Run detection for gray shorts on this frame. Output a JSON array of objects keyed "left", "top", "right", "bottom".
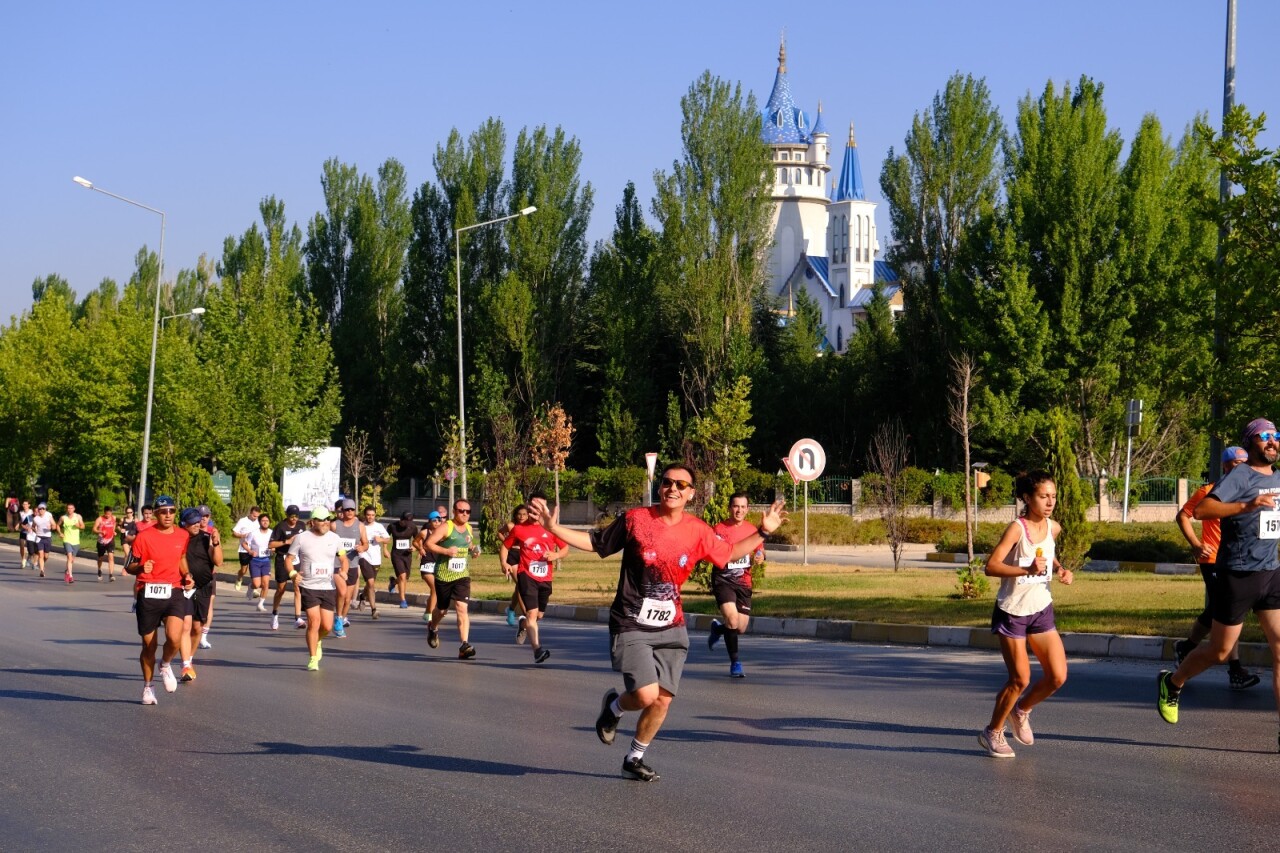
[{"left": 610, "top": 626, "right": 689, "bottom": 696}]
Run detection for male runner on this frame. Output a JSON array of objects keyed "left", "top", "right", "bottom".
[
  {"left": 424, "top": 499, "right": 481, "bottom": 658},
  {"left": 358, "top": 506, "right": 390, "bottom": 619},
  {"left": 498, "top": 505, "right": 531, "bottom": 635},
  {"left": 127, "top": 495, "right": 194, "bottom": 705},
  {"left": 196, "top": 506, "right": 218, "bottom": 646},
  {"left": 416, "top": 512, "right": 443, "bottom": 626},
  {"left": 387, "top": 511, "right": 418, "bottom": 608},
  {"left": 532, "top": 465, "right": 785, "bottom": 781},
  {"left": 1158, "top": 419, "right": 1280, "bottom": 748},
  {"left": 331, "top": 499, "right": 367, "bottom": 637},
  {"left": 180, "top": 508, "right": 222, "bottom": 682},
  {"left": 19, "top": 500, "right": 35, "bottom": 570},
  {"left": 708, "top": 492, "right": 765, "bottom": 678},
  {"left": 29, "top": 502, "right": 56, "bottom": 577},
  {"left": 1173, "top": 446, "right": 1260, "bottom": 689},
  {"left": 503, "top": 501, "right": 568, "bottom": 664},
  {"left": 231, "top": 506, "right": 260, "bottom": 593},
  {"left": 269, "top": 505, "right": 307, "bottom": 631},
  {"left": 59, "top": 503, "right": 85, "bottom": 583},
  {"left": 285, "top": 507, "right": 348, "bottom": 671},
  {"left": 93, "top": 506, "right": 119, "bottom": 581}
]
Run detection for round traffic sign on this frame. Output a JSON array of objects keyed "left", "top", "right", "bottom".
[{"left": 787, "top": 438, "right": 826, "bottom": 482}]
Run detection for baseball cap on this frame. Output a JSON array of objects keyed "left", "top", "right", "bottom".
[
  {"left": 180, "top": 508, "right": 203, "bottom": 526},
  {"left": 399, "top": 510, "right": 413, "bottom": 521},
  {"left": 1242, "top": 418, "right": 1278, "bottom": 444},
  {"left": 340, "top": 498, "right": 357, "bottom": 510},
  {"left": 37, "top": 502, "right": 46, "bottom": 509},
  {"left": 427, "top": 511, "right": 441, "bottom": 521},
  {"left": 198, "top": 504, "right": 211, "bottom": 517},
  {"left": 154, "top": 495, "right": 176, "bottom": 509},
  {"left": 1221, "top": 446, "right": 1248, "bottom": 465},
  {"left": 310, "top": 507, "right": 332, "bottom": 521},
  {"left": 286, "top": 504, "right": 300, "bottom": 516}
]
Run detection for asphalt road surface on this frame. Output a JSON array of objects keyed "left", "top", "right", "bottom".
[{"left": 3, "top": 546, "right": 1279, "bottom": 852}]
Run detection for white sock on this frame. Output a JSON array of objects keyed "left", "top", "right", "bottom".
[
  {"left": 626, "top": 739, "right": 649, "bottom": 761},
  {"left": 609, "top": 697, "right": 624, "bottom": 717}
]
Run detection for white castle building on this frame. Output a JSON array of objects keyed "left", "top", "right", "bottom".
[{"left": 762, "top": 41, "right": 900, "bottom": 353}]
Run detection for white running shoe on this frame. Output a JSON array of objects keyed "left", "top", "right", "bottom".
[
  {"left": 159, "top": 663, "right": 178, "bottom": 694},
  {"left": 257, "top": 599, "right": 267, "bottom": 612},
  {"left": 141, "top": 684, "right": 157, "bottom": 705},
  {"left": 198, "top": 636, "right": 212, "bottom": 650},
  {"left": 271, "top": 614, "right": 279, "bottom": 630},
  {"left": 1009, "top": 706, "right": 1034, "bottom": 746},
  {"left": 295, "top": 617, "right": 307, "bottom": 629}
]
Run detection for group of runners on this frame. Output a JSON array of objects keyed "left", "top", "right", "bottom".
[{"left": 11, "top": 500, "right": 137, "bottom": 584}]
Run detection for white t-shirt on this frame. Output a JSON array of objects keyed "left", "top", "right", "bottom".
[
  {"left": 233, "top": 516, "right": 256, "bottom": 553},
  {"left": 31, "top": 513, "right": 54, "bottom": 538},
  {"left": 287, "top": 530, "right": 343, "bottom": 590},
  {"left": 247, "top": 528, "right": 273, "bottom": 558},
  {"left": 361, "top": 522, "right": 389, "bottom": 566}
]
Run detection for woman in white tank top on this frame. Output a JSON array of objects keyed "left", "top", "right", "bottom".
[{"left": 977, "top": 470, "right": 1074, "bottom": 759}]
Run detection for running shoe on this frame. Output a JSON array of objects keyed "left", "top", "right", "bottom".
[
  {"left": 342, "top": 617, "right": 351, "bottom": 628},
  {"left": 199, "top": 635, "right": 212, "bottom": 650},
  {"left": 109, "top": 575, "right": 116, "bottom": 582},
  {"left": 97, "top": 570, "right": 103, "bottom": 581},
  {"left": 159, "top": 663, "right": 178, "bottom": 694},
  {"left": 295, "top": 617, "right": 307, "bottom": 629},
  {"left": 1157, "top": 670, "right": 1180, "bottom": 724},
  {"left": 371, "top": 608, "right": 379, "bottom": 621},
  {"left": 459, "top": 642, "right": 476, "bottom": 660},
  {"left": 65, "top": 572, "right": 73, "bottom": 584},
  {"left": 506, "top": 607, "right": 517, "bottom": 627},
  {"left": 1174, "top": 639, "right": 1196, "bottom": 666},
  {"left": 1009, "top": 706, "right": 1033, "bottom": 745},
  {"left": 244, "top": 584, "right": 252, "bottom": 599},
  {"left": 257, "top": 599, "right": 267, "bottom": 612},
  {"left": 271, "top": 614, "right": 280, "bottom": 630},
  {"left": 234, "top": 580, "right": 243, "bottom": 592},
  {"left": 307, "top": 656, "right": 319, "bottom": 671},
  {"left": 978, "top": 727, "right": 1015, "bottom": 758},
  {"left": 141, "top": 684, "right": 158, "bottom": 706},
  {"left": 427, "top": 628, "right": 440, "bottom": 649},
  {"left": 1230, "top": 666, "right": 1261, "bottom": 690},
  {"left": 729, "top": 661, "right": 745, "bottom": 678},
  {"left": 422, "top": 610, "right": 432, "bottom": 624},
  {"left": 399, "top": 600, "right": 409, "bottom": 609},
  {"left": 515, "top": 621, "right": 528, "bottom": 645},
  {"left": 315, "top": 640, "right": 322, "bottom": 661},
  {"left": 332, "top": 623, "right": 347, "bottom": 639},
  {"left": 708, "top": 619, "right": 722, "bottom": 651},
  {"left": 621, "top": 757, "right": 659, "bottom": 782},
  {"left": 534, "top": 648, "right": 551, "bottom": 664},
  {"left": 180, "top": 665, "right": 196, "bottom": 683},
  {"left": 388, "top": 577, "right": 395, "bottom": 593},
  {"left": 596, "top": 688, "right": 621, "bottom": 745}
]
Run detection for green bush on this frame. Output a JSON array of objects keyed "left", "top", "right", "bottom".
[
  {"left": 932, "top": 472, "right": 967, "bottom": 511},
  {"left": 980, "top": 468, "right": 1014, "bottom": 509},
  {"left": 954, "top": 558, "right": 990, "bottom": 599},
  {"left": 935, "top": 522, "right": 1008, "bottom": 553},
  {"left": 584, "top": 466, "right": 646, "bottom": 506}
]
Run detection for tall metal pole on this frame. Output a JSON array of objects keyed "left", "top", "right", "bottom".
[{"left": 1210, "top": 0, "right": 1237, "bottom": 482}]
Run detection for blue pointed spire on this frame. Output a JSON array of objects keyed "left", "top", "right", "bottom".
[
  {"left": 761, "top": 38, "right": 809, "bottom": 144},
  {"left": 834, "top": 122, "right": 865, "bottom": 201},
  {"left": 812, "top": 101, "right": 828, "bottom": 136}
]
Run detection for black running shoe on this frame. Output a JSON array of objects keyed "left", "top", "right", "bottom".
[
  {"left": 459, "top": 642, "right": 476, "bottom": 660},
  {"left": 596, "top": 688, "right": 621, "bottom": 745},
  {"left": 534, "top": 648, "right": 550, "bottom": 664},
  {"left": 427, "top": 628, "right": 440, "bottom": 649},
  {"left": 622, "top": 756, "right": 659, "bottom": 782},
  {"left": 1230, "top": 666, "right": 1261, "bottom": 690},
  {"left": 708, "top": 619, "right": 722, "bottom": 651}
]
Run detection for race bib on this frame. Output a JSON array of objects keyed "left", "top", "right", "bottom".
[
  {"left": 447, "top": 557, "right": 467, "bottom": 573},
  {"left": 637, "top": 597, "right": 677, "bottom": 628},
  {"left": 340, "top": 538, "right": 356, "bottom": 551},
  {"left": 307, "top": 562, "right": 332, "bottom": 578},
  {"left": 1260, "top": 510, "right": 1280, "bottom": 541},
  {"left": 144, "top": 583, "right": 172, "bottom": 600},
  {"left": 395, "top": 539, "right": 412, "bottom": 550},
  {"left": 1016, "top": 556, "right": 1049, "bottom": 586},
  {"left": 727, "top": 555, "right": 751, "bottom": 571},
  {"left": 527, "top": 560, "right": 549, "bottom": 579}
]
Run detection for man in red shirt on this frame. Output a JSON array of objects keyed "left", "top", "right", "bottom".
[
  {"left": 126, "top": 495, "right": 193, "bottom": 705},
  {"left": 503, "top": 494, "right": 569, "bottom": 664},
  {"left": 708, "top": 492, "right": 765, "bottom": 678},
  {"left": 532, "top": 464, "right": 785, "bottom": 782}
]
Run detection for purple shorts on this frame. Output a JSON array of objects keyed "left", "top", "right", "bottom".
[{"left": 991, "top": 603, "right": 1056, "bottom": 639}]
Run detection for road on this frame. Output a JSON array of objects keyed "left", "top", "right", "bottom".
[{"left": 2, "top": 545, "right": 1279, "bottom": 852}]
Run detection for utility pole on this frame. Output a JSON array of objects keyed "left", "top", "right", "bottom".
[{"left": 1209, "top": 0, "right": 1236, "bottom": 482}]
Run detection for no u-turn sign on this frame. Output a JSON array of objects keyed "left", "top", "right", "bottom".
[{"left": 785, "top": 438, "right": 826, "bottom": 482}]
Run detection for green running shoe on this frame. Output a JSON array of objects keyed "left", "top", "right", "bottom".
[{"left": 1157, "top": 670, "right": 1180, "bottom": 724}]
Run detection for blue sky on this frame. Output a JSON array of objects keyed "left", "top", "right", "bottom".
[{"left": 3, "top": 1, "right": 1276, "bottom": 319}]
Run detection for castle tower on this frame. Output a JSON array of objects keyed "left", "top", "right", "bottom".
[{"left": 827, "top": 121, "right": 879, "bottom": 298}]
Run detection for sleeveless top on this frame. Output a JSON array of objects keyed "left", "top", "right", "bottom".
[
  {"left": 995, "top": 518, "right": 1056, "bottom": 617},
  {"left": 434, "top": 521, "right": 474, "bottom": 582}
]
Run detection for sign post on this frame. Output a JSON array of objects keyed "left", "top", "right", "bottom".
[
  {"left": 644, "top": 453, "right": 658, "bottom": 507},
  {"left": 786, "top": 439, "right": 827, "bottom": 565},
  {"left": 1122, "top": 399, "right": 1143, "bottom": 523}
]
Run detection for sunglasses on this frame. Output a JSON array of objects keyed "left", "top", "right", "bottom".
[
  {"left": 1258, "top": 431, "right": 1279, "bottom": 443},
  {"left": 157, "top": 508, "right": 176, "bottom": 515},
  {"left": 456, "top": 508, "right": 472, "bottom": 514},
  {"left": 660, "top": 477, "right": 693, "bottom": 490}
]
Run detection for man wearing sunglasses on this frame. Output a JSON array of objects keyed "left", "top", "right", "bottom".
[
  {"left": 1160, "top": 418, "right": 1280, "bottom": 744},
  {"left": 424, "top": 500, "right": 482, "bottom": 658},
  {"left": 126, "top": 495, "right": 194, "bottom": 705},
  {"left": 531, "top": 464, "right": 785, "bottom": 781}
]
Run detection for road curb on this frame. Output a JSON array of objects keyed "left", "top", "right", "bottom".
[{"left": 929, "top": 550, "right": 1198, "bottom": 575}]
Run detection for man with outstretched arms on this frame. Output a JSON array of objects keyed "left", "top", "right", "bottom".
[
  {"left": 285, "top": 507, "right": 348, "bottom": 671},
  {"left": 424, "top": 499, "right": 481, "bottom": 659},
  {"left": 269, "top": 505, "right": 307, "bottom": 631},
  {"left": 127, "top": 495, "right": 194, "bottom": 705},
  {"left": 532, "top": 464, "right": 786, "bottom": 781},
  {"left": 179, "top": 508, "right": 222, "bottom": 682},
  {"left": 708, "top": 492, "right": 765, "bottom": 678},
  {"left": 502, "top": 498, "right": 568, "bottom": 664},
  {"left": 93, "top": 506, "right": 119, "bottom": 582},
  {"left": 231, "top": 506, "right": 260, "bottom": 593},
  {"left": 387, "top": 511, "right": 417, "bottom": 609},
  {"left": 358, "top": 506, "right": 390, "bottom": 619},
  {"left": 58, "top": 503, "right": 85, "bottom": 583},
  {"left": 415, "top": 512, "right": 443, "bottom": 625},
  {"left": 1159, "top": 419, "right": 1280, "bottom": 747},
  {"left": 331, "top": 499, "right": 366, "bottom": 637}
]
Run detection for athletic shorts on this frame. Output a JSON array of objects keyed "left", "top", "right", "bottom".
[
  {"left": 35, "top": 538, "right": 50, "bottom": 554},
  {"left": 65, "top": 543, "right": 80, "bottom": 557},
  {"left": 301, "top": 587, "right": 337, "bottom": 612},
  {"left": 712, "top": 574, "right": 753, "bottom": 613},
  {"left": 97, "top": 540, "right": 115, "bottom": 557},
  {"left": 610, "top": 626, "right": 689, "bottom": 696},
  {"left": 249, "top": 557, "right": 272, "bottom": 578},
  {"left": 391, "top": 551, "right": 412, "bottom": 575},
  {"left": 274, "top": 561, "right": 293, "bottom": 584},
  {"left": 991, "top": 603, "right": 1057, "bottom": 639},
  {"left": 517, "top": 573, "right": 552, "bottom": 612},
  {"left": 435, "top": 577, "right": 471, "bottom": 610},
  {"left": 238, "top": 552, "right": 251, "bottom": 566},
  {"left": 1212, "top": 569, "right": 1280, "bottom": 626},
  {"left": 359, "top": 558, "right": 379, "bottom": 581},
  {"left": 135, "top": 587, "right": 188, "bottom": 636},
  {"left": 189, "top": 581, "right": 215, "bottom": 622},
  {"left": 345, "top": 561, "right": 359, "bottom": 585},
  {"left": 419, "top": 562, "right": 435, "bottom": 576}
]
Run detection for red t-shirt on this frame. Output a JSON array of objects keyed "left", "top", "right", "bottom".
[
  {"left": 591, "top": 507, "right": 732, "bottom": 633},
  {"left": 712, "top": 519, "right": 762, "bottom": 588},
  {"left": 502, "top": 522, "right": 566, "bottom": 583},
  {"left": 132, "top": 525, "right": 190, "bottom": 589}
]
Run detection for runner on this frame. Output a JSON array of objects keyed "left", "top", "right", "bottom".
[
  {"left": 502, "top": 500, "right": 568, "bottom": 664},
  {"left": 5, "top": 493, "right": 18, "bottom": 534},
  {"left": 93, "top": 505, "right": 119, "bottom": 582},
  {"left": 708, "top": 492, "right": 765, "bottom": 678},
  {"left": 1173, "top": 446, "right": 1260, "bottom": 689},
  {"left": 358, "top": 506, "right": 390, "bottom": 620},
  {"left": 416, "top": 512, "right": 443, "bottom": 627},
  {"left": 29, "top": 502, "right": 56, "bottom": 578},
  {"left": 180, "top": 508, "right": 222, "bottom": 682},
  {"left": 331, "top": 499, "right": 366, "bottom": 637},
  {"left": 196, "top": 505, "right": 218, "bottom": 647},
  {"left": 242, "top": 512, "right": 274, "bottom": 613},
  {"left": 424, "top": 499, "right": 482, "bottom": 659},
  {"left": 978, "top": 470, "right": 1074, "bottom": 759},
  {"left": 126, "top": 495, "right": 193, "bottom": 705},
  {"left": 1158, "top": 419, "right": 1280, "bottom": 748},
  {"left": 19, "top": 500, "right": 35, "bottom": 570},
  {"left": 285, "top": 507, "right": 348, "bottom": 671},
  {"left": 497, "top": 505, "right": 531, "bottom": 637},
  {"left": 386, "top": 511, "right": 418, "bottom": 609},
  {"left": 231, "top": 505, "right": 260, "bottom": 594},
  {"left": 268, "top": 505, "right": 307, "bottom": 631},
  {"left": 59, "top": 503, "right": 85, "bottom": 583},
  {"left": 531, "top": 465, "right": 786, "bottom": 781}
]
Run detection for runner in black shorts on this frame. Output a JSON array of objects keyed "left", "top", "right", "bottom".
[
  {"left": 1159, "top": 418, "right": 1280, "bottom": 745},
  {"left": 127, "top": 495, "right": 194, "bottom": 705},
  {"left": 269, "top": 506, "right": 307, "bottom": 631},
  {"left": 708, "top": 493, "right": 764, "bottom": 678},
  {"left": 285, "top": 507, "right": 348, "bottom": 671},
  {"left": 180, "top": 508, "right": 222, "bottom": 682},
  {"left": 387, "top": 511, "right": 417, "bottom": 609}
]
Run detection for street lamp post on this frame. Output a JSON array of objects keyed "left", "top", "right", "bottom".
[
  {"left": 161, "top": 307, "right": 206, "bottom": 328},
  {"left": 452, "top": 206, "right": 537, "bottom": 500},
  {"left": 73, "top": 176, "right": 166, "bottom": 506}
]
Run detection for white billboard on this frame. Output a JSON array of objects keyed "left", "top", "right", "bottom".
[{"left": 281, "top": 446, "right": 341, "bottom": 512}]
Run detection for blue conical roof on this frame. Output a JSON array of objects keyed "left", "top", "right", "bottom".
[
  {"left": 833, "top": 122, "right": 865, "bottom": 201},
  {"left": 761, "top": 40, "right": 810, "bottom": 144},
  {"left": 812, "top": 102, "right": 828, "bottom": 136}
]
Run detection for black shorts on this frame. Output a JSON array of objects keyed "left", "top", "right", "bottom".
[
  {"left": 391, "top": 551, "right": 412, "bottom": 575},
  {"left": 301, "top": 587, "right": 338, "bottom": 612},
  {"left": 712, "top": 573, "right": 753, "bottom": 613},
  {"left": 359, "top": 558, "right": 380, "bottom": 581},
  {"left": 191, "top": 581, "right": 216, "bottom": 622},
  {"left": 97, "top": 540, "right": 115, "bottom": 557},
  {"left": 274, "top": 561, "right": 293, "bottom": 584},
  {"left": 435, "top": 577, "right": 471, "bottom": 610},
  {"left": 238, "top": 552, "right": 251, "bottom": 566},
  {"left": 135, "top": 587, "right": 189, "bottom": 636},
  {"left": 517, "top": 573, "right": 552, "bottom": 612},
  {"left": 345, "top": 561, "right": 359, "bottom": 585},
  {"left": 1211, "top": 569, "right": 1280, "bottom": 626}
]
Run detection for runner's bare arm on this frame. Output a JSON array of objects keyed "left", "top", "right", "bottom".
[
  {"left": 728, "top": 500, "right": 787, "bottom": 562},
  {"left": 1195, "top": 492, "right": 1277, "bottom": 520},
  {"left": 528, "top": 499, "right": 593, "bottom": 552}
]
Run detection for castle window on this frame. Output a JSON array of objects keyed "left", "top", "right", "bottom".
[
  {"left": 795, "top": 168, "right": 802, "bottom": 184},
  {"left": 806, "top": 168, "right": 813, "bottom": 185},
  {"left": 781, "top": 151, "right": 790, "bottom": 161},
  {"left": 839, "top": 283, "right": 845, "bottom": 308},
  {"left": 795, "top": 152, "right": 805, "bottom": 162},
  {"left": 837, "top": 326, "right": 843, "bottom": 350}
]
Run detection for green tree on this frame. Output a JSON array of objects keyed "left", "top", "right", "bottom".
[
  {"left": 256, "top": 467, "right": 285, "bottom": 525},
  {"left": 1045, "top": 408, "right": 1091, "bottom": 573},
  {"left": 31, "top": 273, "right": 77, "bottom": 314},
  {"left": 230, "top": 469, "right": 256, "bottom": 519}
]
